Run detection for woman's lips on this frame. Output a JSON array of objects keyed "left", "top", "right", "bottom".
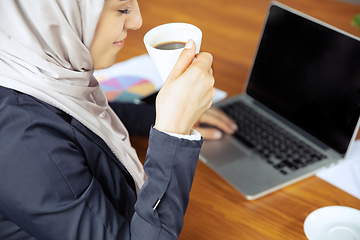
[{"left": 113, "top": 40, "right": 125, "bottom": 48}]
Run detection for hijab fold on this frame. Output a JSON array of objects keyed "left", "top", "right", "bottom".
[{"left": 0, "top": 0, "right": 146, "bottom": 193}]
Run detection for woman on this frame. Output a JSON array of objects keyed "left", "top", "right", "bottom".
[{"left": 0, "top": 0, "right": 236, "bottom": 239}]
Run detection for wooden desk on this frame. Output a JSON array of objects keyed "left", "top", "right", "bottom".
[{"left": 118, "top": 0, "right": 360, "bottom": 238}]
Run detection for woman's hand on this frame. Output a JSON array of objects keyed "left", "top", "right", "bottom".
[
  {"left": 193, "top": 107, "right": 238, "bottom": 140},
  {"left": 154, "top": 39, "right": 216, "bottom": 135}
]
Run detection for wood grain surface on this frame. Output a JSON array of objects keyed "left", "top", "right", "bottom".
[{"left": 122, "top": 0, "right": 360, "bottom": 239}]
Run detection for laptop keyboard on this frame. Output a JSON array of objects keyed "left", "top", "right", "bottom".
[{"left": 221, "top": 101, "right": 327, "bottom": 175}]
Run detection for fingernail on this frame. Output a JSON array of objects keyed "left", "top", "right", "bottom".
[
  {"left": 185, "top": 39, "right": 194, "bottom": 49},
  {"left": 213, "top": 131, "right": 223, "bottom": 139}
]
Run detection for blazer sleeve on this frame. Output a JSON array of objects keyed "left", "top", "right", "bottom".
[
  {"left": 0, "top": 95, "right": 202, "bottom": 240},
  {"left": 131, "top": 128, "right": 202, "bottom": 239}
]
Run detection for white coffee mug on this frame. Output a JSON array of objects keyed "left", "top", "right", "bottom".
[{"left": 144, "top": 23, "right": 202, "bottom": 82}]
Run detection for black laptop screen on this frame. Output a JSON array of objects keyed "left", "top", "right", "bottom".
[{"left": 246, "top": 4, "right": 360, "bottom": 155}]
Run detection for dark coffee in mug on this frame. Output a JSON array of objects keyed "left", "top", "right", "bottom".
[{"left": 154, "top": 41, "right": 186, "bottom": 50}]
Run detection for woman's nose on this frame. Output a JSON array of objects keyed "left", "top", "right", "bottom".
[{"left": 125, "top": 2, "right": 142, "bottom": 30}]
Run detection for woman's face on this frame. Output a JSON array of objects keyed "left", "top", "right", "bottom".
[{"left": 90, "top": 0, "right": 142, "bottom": 69}]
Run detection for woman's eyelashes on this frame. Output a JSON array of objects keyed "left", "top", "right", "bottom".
[{"left": 118, "top": 8, "right": 130, "bottom": 15}]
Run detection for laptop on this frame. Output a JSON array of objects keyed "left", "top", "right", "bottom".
[{"left": 199, "top": 1, "right": 360, "bottom": 200}]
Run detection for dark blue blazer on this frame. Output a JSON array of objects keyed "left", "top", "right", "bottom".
[{"left": 0, "top": 86, "right": 202, "bottom": 240}]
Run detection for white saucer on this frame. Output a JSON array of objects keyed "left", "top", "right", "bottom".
[{"left": 304, "top": 206, "right": 360, "bottom": 240}]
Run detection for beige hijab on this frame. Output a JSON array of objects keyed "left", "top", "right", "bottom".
[{"left": 0, "top": 0, "right": 146, "bottom": 193}]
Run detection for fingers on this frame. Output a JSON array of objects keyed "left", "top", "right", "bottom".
[
  {"left": 208, "top": 108, "right": 237, "bottom": 128},
  {"left": 209, "top": 67, "right": 213, "bottom": 75},
  {"left": 199, "top": 107, "right": 238, "bottom": 135},
  {"left": 194, "top": 107, "right": 238, "bottom": 140},
  {"left": 166, "top": 39, "right": 197, "bottom": 81},
  {"left": 192, "top": 52, "right": 213, "bottom": 72},
  {"left": 154, "top": 43, "right": 216, "bottom": 135},
  {"left": 193, "top": 126, "right": 223, "bottom": 140}
]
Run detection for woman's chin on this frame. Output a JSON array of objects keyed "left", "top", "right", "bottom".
[{"left": 93, "top": 56, "right": 117, "bottom": 70}]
